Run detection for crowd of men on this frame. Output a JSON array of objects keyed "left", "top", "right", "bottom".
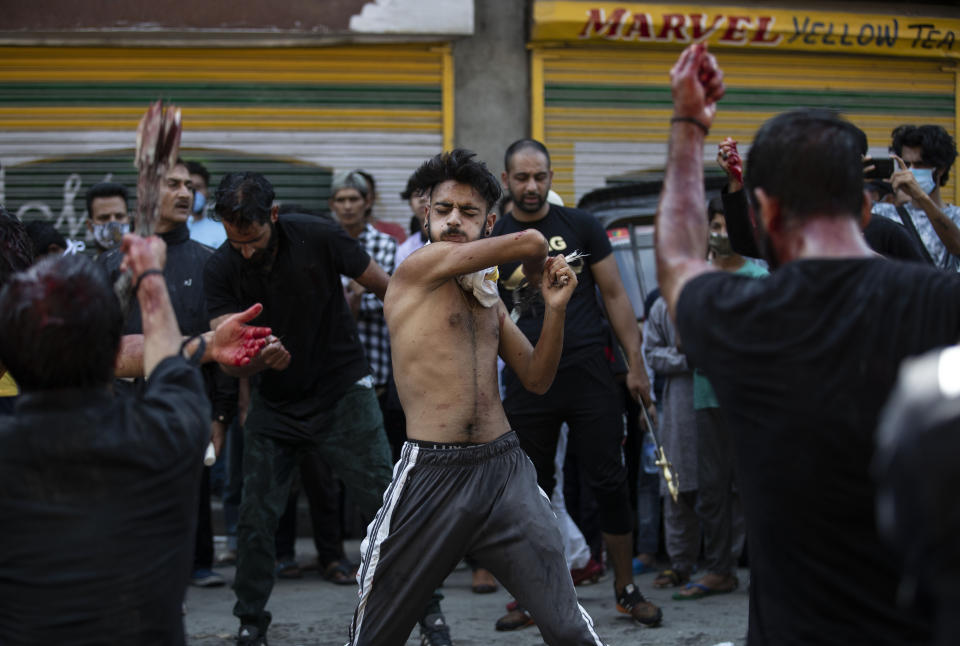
[{"left": 1, "top": 43, "right": 959, "bottom": 646}]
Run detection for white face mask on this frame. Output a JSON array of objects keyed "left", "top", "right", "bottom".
[
  {"left": 911, "top": 168, "right": 936, "bottom": 195},
  {"left": 92, "top": 221, "right": 129, "bottom": 250}
]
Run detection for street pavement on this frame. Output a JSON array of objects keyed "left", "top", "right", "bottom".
[{"left": 185, "top": 538, "right": 748, "bottom": 646}]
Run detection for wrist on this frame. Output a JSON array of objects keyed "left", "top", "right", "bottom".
[
  {"left": 670, "top": 115, "right": 709, "bottom": 136},
  {"left": 135, "top": 269, "right": 165, "bottom": 295}
]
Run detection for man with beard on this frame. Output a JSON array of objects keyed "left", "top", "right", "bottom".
[
  {"left": 348, "top": 148, "right": 605, "bottom": 646},
  {"left": 100, "top": 159, "right": 237, "bottom": 589},
  {"left": 656, "top": 43, "right": 946, "bottom": 644},
  {"left": 490, "top": 140, "right": 661, "bottom": 629},
  {"left": 203, "top": 172, "right": 443, "bottom": 646}
]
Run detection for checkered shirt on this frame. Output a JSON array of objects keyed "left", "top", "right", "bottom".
[{"left": 355, "top": 224, "right": 397, "bottom": 387}]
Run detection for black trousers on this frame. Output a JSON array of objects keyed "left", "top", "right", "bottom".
[{"left": 504, "top": 350, "right": 632, "bottom": 535}]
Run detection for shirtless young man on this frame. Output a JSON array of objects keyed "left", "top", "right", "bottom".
[{"left": 347, "top": 149, "right": 606, "bottom": 646}]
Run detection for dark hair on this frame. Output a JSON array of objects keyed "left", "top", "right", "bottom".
[
  {"left": 185, "top": 160, "right": 211, "bottom": 188},
  {"left": 25, "top": 220, "right": 66, "bottom": 258},
  {"left": 0, "top": 205, "right": 33, "bottom": 287},
  {"left": 400, "top": 174, "right": 420, "bottom": 201},
  {"left": 409, "top": 149, "right": 502, "bottom": 212},
  {"left": 0, "top": 254, "right": 122, "bottom": 391},
  {"left": 84, "top": 182, "right": 129, "bottom": 219},
  {"left": 214, "top": 171, "right": 275, "bottom": 228},
  {"left": 707, "top": 196, "right": 724, "bottom": 223},
  {"left": 891, "top": 124, "right": 957, "bottom": 187},
  {"left": 746, "top": 109, "right": 863, "bottom": 223},
  {"left": 504, "top": 139, "right": 551, "bottom": 173}
]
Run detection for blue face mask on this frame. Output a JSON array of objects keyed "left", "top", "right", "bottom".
[
  {"left": 193, "top": 190, "right": 206, "bottom": 215},
  {"left": 911, "top": 168, "right": 936, "bottom": 195}
]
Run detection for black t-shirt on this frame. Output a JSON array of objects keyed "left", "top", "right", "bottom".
[
  {"left": 493, "top": 205, "right": 613, "bottom": 375},
  {"left": 677, "top": 258, "right": 959, "bottom": 645},
  {"left": 204, "top": 213, "right": 371, "bottom": 414},
  {"left": 0, "top": 357, "right": 208, "bottom": 646}
]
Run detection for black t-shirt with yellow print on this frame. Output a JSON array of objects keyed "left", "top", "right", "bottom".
[{"left": 492, "top": 204, "right": 613, "bottom": 370}]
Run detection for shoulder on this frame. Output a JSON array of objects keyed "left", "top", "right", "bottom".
[
  {"left": 205, "top": 244, "right": 237, "bottom": 277},
  {"left": 180, "top": 239, "right": 215, "bottom": 263},
  {"left": 739, "top": 260, "right": 769, "bottom": 278},
  {"left": 280, "top": 212, "right": 340, "bottom": 238},
  {"left": 871, "top": 202, "right": 899, "bottom": 220}
]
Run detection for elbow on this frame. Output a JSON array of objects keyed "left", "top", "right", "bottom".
[
  {"left": 519, "top": 229, "right": 548, "bottom": 257},
  {"left": 525, "top": 374, "right": 555, "bottom": 395}
]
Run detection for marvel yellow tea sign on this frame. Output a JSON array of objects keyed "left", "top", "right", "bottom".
[{"left": 533, "top": 2, "right": 960, "bottom": 59}]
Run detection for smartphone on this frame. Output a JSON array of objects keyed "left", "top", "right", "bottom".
[{"left": 864, "top": 157, "right": 895, "bottom": 180}]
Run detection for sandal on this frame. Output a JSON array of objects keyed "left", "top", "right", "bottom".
[
  {"left": 672, "top": 575, "right": 738, "bottom": 600},
  {"left": 652, "top": 568, "right": 690, "bottom": 588},
  {"left": 323, "top": 559, "right": 357, "bottom": 585}
]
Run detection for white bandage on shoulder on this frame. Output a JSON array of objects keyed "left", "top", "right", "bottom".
[{"left": 457, "top": 266, "right": 500, "bottom": 308}]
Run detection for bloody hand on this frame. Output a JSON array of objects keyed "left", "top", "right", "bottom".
[
  {"left": 211, "top": 303, "right": 272, "bottom": 367},
  {"left": 670, "top": 43, "right": 726, "bottom": 131},
  {"left": 718, "top": 137, "right": 743, "bottom": 186}
]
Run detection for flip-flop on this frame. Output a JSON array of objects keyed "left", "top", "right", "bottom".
[{"left": 672, "top": 578, "right": 738, "bottom": 600}]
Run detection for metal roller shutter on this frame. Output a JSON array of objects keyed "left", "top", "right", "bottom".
[
  {"left": 0, "top": 44, "right": 450, "bottom": 246},
  {"left": 534, "top": 46, "right": 957, "bottom": 206}
]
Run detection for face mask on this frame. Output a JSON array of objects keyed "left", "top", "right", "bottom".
[
  {"left": 910, "top": 168, "right": 936, "bottom": 195},
  {"left": 708, "top": 233, "right": 734, "bottom": 257},
  {"left": 193, "top": 191, "right": 206, "bottom": 215},
  {"left": 92, "top": 221, "right": 129, "bottom": 250}
]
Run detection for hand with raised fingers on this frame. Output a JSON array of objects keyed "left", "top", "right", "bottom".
[
  {"left": 210, "top": 303, "right": 274, "bottom": 367},
  {"left": 541, "top": 254, "right": 578, "bottom": 311},
  {"left": 890, "top": 153, "right": 927, "bottom": 203},
  {"left": 670, "top": 43, "right": 725, "bottom": 134}
]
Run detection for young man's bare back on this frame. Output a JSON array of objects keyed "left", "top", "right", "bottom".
[{"left": 348, "top": 150, "right": 607, "bottom": 646}]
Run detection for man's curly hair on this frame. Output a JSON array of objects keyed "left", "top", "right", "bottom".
[{"left": 891, "top": 124, "right": 958, "bottom": 187}]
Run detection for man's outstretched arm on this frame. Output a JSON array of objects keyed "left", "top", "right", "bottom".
[
  {"left": 114, "top": 303, "right": 271, "bottom": 378},
  {"left": 499, "top": 255, "right": 578, "bottom": 394},
  {"left": 655, "top": 43, "right": 726, "bottom": 319}
]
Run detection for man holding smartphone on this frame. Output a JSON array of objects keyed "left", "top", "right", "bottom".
[{"left": 871, "top": 124, "right": 960, "bottom": 270}]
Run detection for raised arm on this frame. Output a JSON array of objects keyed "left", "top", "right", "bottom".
[
  {"left": 655, "top": 43, "right": 725, "bottom": 319},
  {"left": 890, "top": 153, "right": 960, "bottom": 256},
  {"left": 395, "top": 229, "right": 547, "bottom": 291},
  {"left": 120, "top": 234, "right": 181, "bottom": 379},
  {"left": 499, "top": 255, "right": 577, "bottom": 393}
]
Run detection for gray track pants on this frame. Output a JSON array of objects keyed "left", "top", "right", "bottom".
[{"left": 348, "top": 431, "right": 606, "bottom": 646}]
